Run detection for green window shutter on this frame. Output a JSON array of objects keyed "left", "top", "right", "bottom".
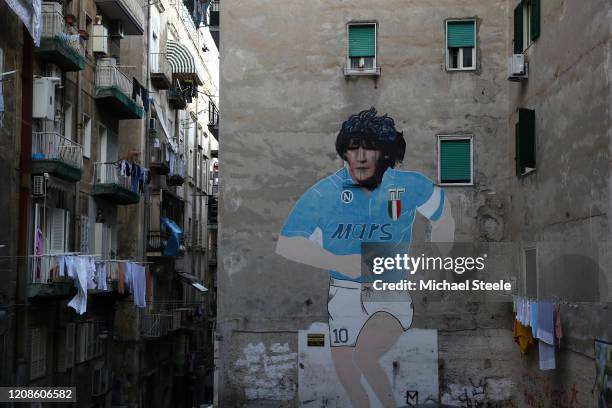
[
  {"left": 348, "top": 25, "right": 375, "bottom": 57},
  {"left": 514, "top": 3, "right": 524, "bottom": 53},
  {"left": 517, "top": 108, "right": 536, "bottom": 176},
  {"left": 447, "top": 21, "right": 475, "bottom": 48},
  {"left": 531, "top": 0, "right": 541, "bottom": 41},
  {"left": 440, "top": 139, "right": 472, "bottom": 183}
]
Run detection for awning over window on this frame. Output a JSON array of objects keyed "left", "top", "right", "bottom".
[{"left": 166, "top": 40, "right": 204, "bottom": 85}]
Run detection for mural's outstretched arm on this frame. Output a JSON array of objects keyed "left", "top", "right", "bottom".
[{"left": 276, "top": 236, "right": 362, "bottom": 278}]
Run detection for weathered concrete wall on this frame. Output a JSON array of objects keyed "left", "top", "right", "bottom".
[
  {"left": 219, "top": 0, "right": 517, "bottom": 405},
  {"left": 508, "top": 0, "right": 611, "bottom": 406}
]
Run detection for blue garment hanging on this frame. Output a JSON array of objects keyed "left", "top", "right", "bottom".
[{"left": 161, "top": 216, "right": 183, "bottom": 257}]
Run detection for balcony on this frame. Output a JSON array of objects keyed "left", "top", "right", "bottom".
[
  {"left": 208, "top": 102, "right": 219, "bottom": 139},
  {"left": 27, "top": 256, "right": 76, "bottom": 299},
  {"left": 140, "top": 309, "right": 181, "bottom": 338},
  {"left": 147, "top": 230, "right": 169, "bottom": 253},
  {"left": 92, "top": 162, "right": 141, "bottom": 205},
  {"left": 94, "top": 0, "right": 144, "bottom": 35},
  {"left": 95, "top": 60, "right": 144, "bottom": 119},
  {"left": 150, "top": 53, "right": 171, "bottom": 89},
  {"left": 168, "top": 87, "right": 187, "bottom": 110},
  {"left": 208, "top": 0, "right": 219, "bottom": 27},
  {"left": 208, "top": 197, "right": 218, "bottom": 226},
  {"left": 150, "top": 141, "right": 170, "bottom": 175},
  {"left": 208, "top": 250, "right": 217, "bottom": 266},
  {"left": 35, "top": 4, "right": 86, "bottom": 71},
  {"left": 32, "top": 132, "right": 83, "bottom": 182},
  {"left": 167, "top": 156, "right": 185, "bottom": 186}
]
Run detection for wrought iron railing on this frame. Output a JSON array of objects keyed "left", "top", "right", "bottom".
[
  {"left": 40, "top": 5, "right": 85, "bottom": 58},
  {"left": 32, "top": 131, "right": 83, "bottom": 169},
  {"left": 95, "top": 61, "right": 143, "bottom": 108},
  {"left": 140, "top": 309, "right": 181, "bottom": 337},
  {"left": 93, "top": 162, "right": 131, "bottom": 190},
  {"left": 147, "top": 231, "right": 169, "bottom": 252}
]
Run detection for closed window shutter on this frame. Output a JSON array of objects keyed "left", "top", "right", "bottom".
[
  {"left": 80, "top": 216, "right": 90, "bottom": 253},
  {"left": 440, "top": 139, "right": 472, "bottom": 183},
  {"left": 447, "top": 21, "right": 475, "bottom": 48},
  {"left": 49, "top": 208, "right": 66, "bottom": 254},
  {"left": 348, "top": 25, "right": 375, "bottom": 57},
  {"left": 531, "top": 0, "right": 540, "bottom": 41},
  {"left": 514, "top": 3, "right": 524, "bottom": 53},
  {"left": 517, "top": 108, "right": 536, "bottom": 175}
]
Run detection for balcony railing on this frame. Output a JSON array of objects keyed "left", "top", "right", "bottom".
[
  {"left": 93, "top": 162, "right": 130, "bottom": 189},
  {"left": 95, "top": 60, "right": 144, "bottom": 119},
  {"left": 140, "top": 310, "right": 181, "bottom": 338},
  {"left": 36, "top": 4, "right": 86, "bottom": 71},
  {"left": 147, "top": 231, "right": 169, "bottom": 252},
  {"left": 96, "top": 63, "right": 135, "bottom": 100},
  {"left": 28, "top": 256, "right": 77, "bottom": 298},
  {"left": 150, "top": 143, "right": 170, "bottom": 174},
  {"left": 32, "top": 132, "right": 83, "bottom": 170}
]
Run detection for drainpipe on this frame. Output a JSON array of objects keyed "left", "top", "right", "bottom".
[
  {"left": 143, "top": 0, "right": 151, "bottom": 263},
  {"left": 16, "top": 25, "right": 33, "bottom": 385}
]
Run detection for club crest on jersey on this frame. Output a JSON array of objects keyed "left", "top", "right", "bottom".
[
  {"left": 387, "top": 188, "right": 405, "bottom": 220},
  {"left": 341, "top": 190, "right": 353, "bottom": 204}
]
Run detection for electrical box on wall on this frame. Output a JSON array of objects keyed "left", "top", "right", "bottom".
[{"left": 32, "top": 77, "right": 58, "bottom": 120}]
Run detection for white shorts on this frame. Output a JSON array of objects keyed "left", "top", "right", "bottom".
[{"left": 327, "top": 278, "right": 413, "bottom": 347}]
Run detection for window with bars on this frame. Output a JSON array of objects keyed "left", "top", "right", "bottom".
[
  {"left": 438, "top": 136, "right": 473, "bottom": 185},
  {"left": 446, "top": 20, "right": 476, "bottom": 70}
]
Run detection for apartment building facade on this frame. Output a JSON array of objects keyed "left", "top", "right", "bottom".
[
  {"left": 217, "top": 0, "right": 611, "bottom": 406},
  {"left": 0, "top": 0, "right": 219, "bottom": 405}
]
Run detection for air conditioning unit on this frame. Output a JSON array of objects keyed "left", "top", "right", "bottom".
[
  {"left": 92, "top": 24, "right": 108, "bottom": 55},
  {"left": 149, "top": 118, "right": 158, "bottom": 133},
  {"left": 32, "top": 174, "right": 48, "bottom": 197},
  {"left": 32, "top": 77, "right": 60, "bottom": 120},
  {"left": 508, "top": 54, "right": 528, "bottom": 81}
]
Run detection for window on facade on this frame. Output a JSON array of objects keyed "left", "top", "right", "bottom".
[
  {"left": 438, "top": 136, "right": 473, "bottom": 185},
  {"left": 83, "top": 114, "right": 91, "bottom": 158},
  {"left": 514, "top": 0, "right": 540, "bottom": 53},
  {"left": 524, "top": 247, "right": 537, "bottom": 298},
  {"left": 76, "top": 321, "right": 102, "bottom": 364},
  {"left": 515, "top": 108, "right": 536, "bottom": 176},
  {"left": 30, "top": 327, "right": 47, "bottom": 380},
  {"left": 347, "top": 23, "right": 377, "bottom": 72},
  {"left": 446, "top": 20, "right": 476, "bottom": 70}
]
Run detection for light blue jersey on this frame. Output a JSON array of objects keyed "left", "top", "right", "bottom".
[{"left": 280, "top": 167, "right": 445, "bottom": 281}]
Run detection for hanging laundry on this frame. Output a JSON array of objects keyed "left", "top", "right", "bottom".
[
  {"left": 513, "top": 319, "right": 535, "bottom": 354},
  {"left": 35, "top": 228, "right": 44, "bottom": 255},
  {"left": 538, "top": 340, "right": 556, "bottom": 370},
  {"left": 530, "top": 300, "right": 539, "bottom": 338},
  {"left": 68, "top": 257, "right": 89, "bottom": 315},
  {"left": 132, "top": 77, "right": 139, "bottom": 101},
  {"left": 96, "top": 262, "right": 108, "bottom": 291},
  {"left": 58, "top": 256, "right": 65, "bottom": 277},
  {"left": 127, "top": 263, "right": 146, "bottom": 308},
  {"left": 131, "top": 163, "right": 140, "bottom": 192},
  {"left": 142, "top": 87, "right": 149, "bottom": 113},
  {"left": 537, "top": 301, "right": 554, "bottom": 344},
  {"left": 87, "top": 259, "right": 97, "bottom": 290}
]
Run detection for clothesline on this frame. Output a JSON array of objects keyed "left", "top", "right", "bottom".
[
  {"left": 513, "top": 295, "right": 583, "bottom": 307},
  {"left": 96, "top": 259, "right": 154, "bottom": 264},
  {"left": 0, "top": 252, "right": 101, "bottom": 259}
]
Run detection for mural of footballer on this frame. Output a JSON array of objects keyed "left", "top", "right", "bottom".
[{"left": 276, "top": 107, "right": 455, "bottom": 407}]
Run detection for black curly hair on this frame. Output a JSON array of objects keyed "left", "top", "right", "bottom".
[{"left": 335, "top": 107, "right": 406, "bottom": 170}]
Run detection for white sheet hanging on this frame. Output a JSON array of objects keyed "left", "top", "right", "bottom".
[{"left": 5, "top": 0, "right": 42, "bottom": 47}]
